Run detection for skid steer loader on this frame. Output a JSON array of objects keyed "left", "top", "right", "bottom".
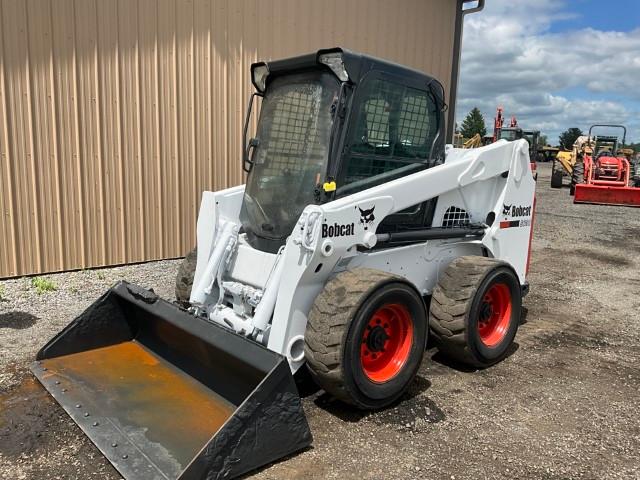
[{"left": 32, "top": 48, "right": 535, "bottom": 480}]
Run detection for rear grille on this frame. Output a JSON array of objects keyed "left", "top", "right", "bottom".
[{"left": 442, "top": 206, "right": 470, "bottom": 228}]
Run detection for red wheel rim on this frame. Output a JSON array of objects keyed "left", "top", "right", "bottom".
[
  {"left": 477, "top": 283, "right": 512, "bottom": 347},
  {"left": 360, "top": 303, "right": 413, "bottom": 383}
]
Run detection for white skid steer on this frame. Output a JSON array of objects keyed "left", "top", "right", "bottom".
[{"left": 33, "top": 48, "right": 535, "bottom": 480}]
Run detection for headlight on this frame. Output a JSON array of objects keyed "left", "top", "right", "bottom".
[
  {"left": 251, "top": 63, "right": 269, "bottom": 92},
  {"left": 318, "top": 52, "right": 349, "bottom": 82}
]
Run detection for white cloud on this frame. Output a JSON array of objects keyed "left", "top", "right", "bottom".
[{"left": 456, "top": 0, "right": 640, "bottom": 143}]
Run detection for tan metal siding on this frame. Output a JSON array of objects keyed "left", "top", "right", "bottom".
[{"left": 0, "top": 0, "right": 458, "bottom": 278}]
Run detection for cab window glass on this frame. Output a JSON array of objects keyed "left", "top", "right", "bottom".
[{"left": 341, "top": 77, "right": 439, "bottom": 194}]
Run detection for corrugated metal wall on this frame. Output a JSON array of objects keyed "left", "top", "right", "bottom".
[{"left": 0, "top": 0, "right": 458, "bottom": 278}]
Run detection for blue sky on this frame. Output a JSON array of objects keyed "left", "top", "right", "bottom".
[
  {"left": 548, "top": 0, "right": 640, "bottom": 33},
  {"left": 456, "top": 0, "right": 640, "bottom": 144}
]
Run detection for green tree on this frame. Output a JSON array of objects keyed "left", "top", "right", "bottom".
[
  {"left": 538, "top": 134, "right": 548, "bottom": 146},
  {"left": 627, "top": 142, "right": 640, "bottom": 153},
  {"left": 559, "top": 127, "right": 583, "bottom": 149},
  {"left": 460, "top": 108, "right": 487, "bottom": 138}
]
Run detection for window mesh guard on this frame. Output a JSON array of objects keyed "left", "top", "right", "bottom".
[
  {"left": 261, "top": 86, "right": 324, "bottom": 176},
  {"left": 356, "top": 79, "right": 434, "bottom": 158},
  {"left": 398, "top": 94, "right": 430, "bottom": 151},
  {"left": 345, "top": 78, "right": 438, "bottom": 187},
  {"left": 442, "top": 206, "right": 470, "bottom": 228}
]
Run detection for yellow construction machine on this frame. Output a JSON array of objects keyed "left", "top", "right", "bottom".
[
  {"left": 463, "top": 133, "right": 483, "bottom": 148},
  {"left": 452, "top": 132, "right": 482, "bottom": 149},
  {"left": 538, "top": 145, "right": 559, "bottom": 162},
  {"left": 550, "top": 136, "right": 594, "bottom": 189}
]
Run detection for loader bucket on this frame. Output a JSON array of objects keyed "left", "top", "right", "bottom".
[
  {"left": 574, "top": 184, "right": 640, "bottom": 207},
  {"left": 30, "top": 281, "right": 312, "bottom": 480}
]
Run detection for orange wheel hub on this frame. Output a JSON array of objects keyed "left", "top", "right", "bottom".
[
  {"left": 360, "top": 303, "right": 413, "bottom": 383},
  {"left": 477, "top": 283, "right": 512, "bottom": 347}
]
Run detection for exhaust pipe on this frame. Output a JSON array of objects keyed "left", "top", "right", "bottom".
[{"left": 31, "top": 282, "right": 312, "bottom": 480}]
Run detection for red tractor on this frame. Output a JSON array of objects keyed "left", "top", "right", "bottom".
[
  {"left": 573, "top": 125, "right": 640, "bottom": 207},
  {"left": 491, "top": 106, "right": 518, "bottom": 143}
]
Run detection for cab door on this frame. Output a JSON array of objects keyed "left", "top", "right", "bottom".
[{"left": 336, "top": 72, "right": 443, "bottom": 232}]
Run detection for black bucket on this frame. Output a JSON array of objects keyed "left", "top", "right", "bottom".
[{"left": 31, "top": 281, "right": 312, "bottom": 480}]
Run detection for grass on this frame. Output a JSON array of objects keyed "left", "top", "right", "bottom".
[
  {"left": 31, "top": 276, "right": 57, "bottom": 294},
  {"left": 0, "top": 284, "right": 5, "bottom": 301},
  {"left": 96, "top": 271, "right": 106, "bottom": 280}
]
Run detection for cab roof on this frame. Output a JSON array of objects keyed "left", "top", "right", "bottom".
[{"left": 252, "top": 47, "right": 441, "bottom": 91}]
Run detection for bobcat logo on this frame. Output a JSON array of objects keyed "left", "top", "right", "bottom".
[
  {"left": 502, "top": 203, "right": 532, "bottom": 217},
  {"left": 358, "top": 206, "right": 375, "bottom": 230}
]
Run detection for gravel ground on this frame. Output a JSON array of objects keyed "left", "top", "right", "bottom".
[{"left": 1, "top": 162, "right": 639, "bottom": 479}]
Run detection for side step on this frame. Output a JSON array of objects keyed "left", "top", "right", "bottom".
[{"left": 31, "top": 281, "right": 312, "bottom": 480}]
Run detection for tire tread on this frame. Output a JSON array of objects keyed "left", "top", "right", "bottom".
[
  {"left": 304, "top": 268, "right": 402, "bottom": 406},
  {"left": 175, "top": 247, "right": 198, "bottom": 306},
  {"left": 429, "top": 256, "right": 510, "bottom": 366}
]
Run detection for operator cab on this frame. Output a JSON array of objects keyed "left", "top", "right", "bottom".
[
  {"left": 498, "top": 127, "right": 522, "bottom": 142},
  {"left": 240, "top": 48, "right": 446, "bottom": 253},
  {"left": 499, "top": 127, "right": 540, "bottom": 160},
  {"left": 593, "top": 135, "right": 619, "bottom": 158}
]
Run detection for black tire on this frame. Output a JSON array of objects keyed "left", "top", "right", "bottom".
[
  {"left": 175, "top": 247, "right": 197, "bottom": 306},
  {"left": 570, "top": 161, "right": 584, "bottom": 196},
  {"left": 304, "top": 268, "right": 428, "bottom": 409},
  {"left": 632, "top": 161, "right": 640, "bottom": 187},
  {"left": 550, "top": 168, "right": 563, "bottom": 188},
  {"left": 429, "top": 256, "right": 521, "bottom": 368}
]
